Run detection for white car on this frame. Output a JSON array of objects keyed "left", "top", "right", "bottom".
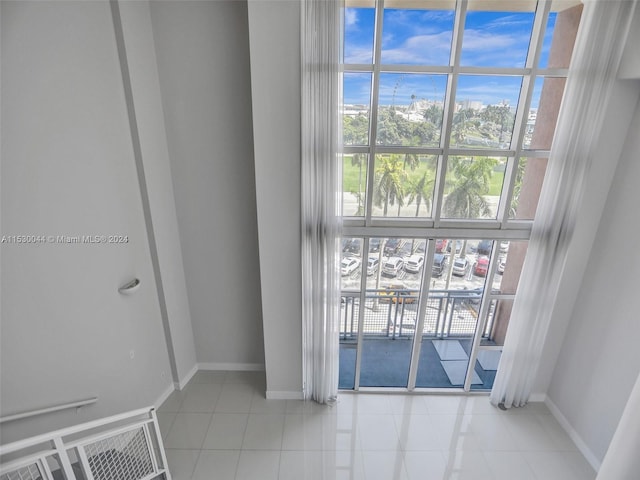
[
  {"left": 498, "top": 257, "right": 506, "bottom": 274},
  {"left": 366, "top": 257, "right": 379, "bottom": 276},
  {"left": 341, "top": 257, "right": 361, "bottom": 276},
  {"left": 452, "top": 257, "right": 470, "bottom": 276},
  {"left": 382, "top": 257, "right": 404, "bottom": 277},
  {"left": 404, "top": 255, "right": 424, "bottom": 273}
]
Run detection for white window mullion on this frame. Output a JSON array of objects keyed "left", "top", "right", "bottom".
[
  {"left": 353, "top": 237, "right": 371, "bottom": 390},
  {"left": 364, "top": 0, "right": 385, "bottom": 226},
  {"left": 408, "top": 0, "right": 468, "bottom": 391},
  {"left": 497, "top": 0, "right": 551, "bottom": 226}
]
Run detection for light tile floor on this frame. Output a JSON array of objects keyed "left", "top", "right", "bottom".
[{"left": 157, "top": 370, "right": 596, "bottom": 480}]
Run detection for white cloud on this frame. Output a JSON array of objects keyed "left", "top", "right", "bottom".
[
  {"left": 381, "top": 31, "right": 453, "bottom": 65},
  {"left": 345, "top": 8, "right": 358, "bottom": 27}
]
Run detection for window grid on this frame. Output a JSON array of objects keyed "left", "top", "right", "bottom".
[
  {"left": 343, "top": 0, "right": 564, "bottom": 231},
  {"left": 341, "top": 0, "right": 573, "bottom": 391}
]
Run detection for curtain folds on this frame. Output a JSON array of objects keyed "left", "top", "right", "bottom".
[
  {"left": 300, "top": 0, "right": 343, "bottom": 404},
  {"left": 490, "top": 0, "right": 637, "bottom": 409}
]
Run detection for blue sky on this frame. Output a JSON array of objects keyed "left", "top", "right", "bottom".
[{"left": 344, "top": 8, "right": 556, "bottom": 109}]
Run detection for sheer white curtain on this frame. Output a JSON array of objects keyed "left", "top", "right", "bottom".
[
  {"left": 490, "top": 0, "right": 637, "bottom": 409},
  {"left": 300, "top": 0, "right": 342, "bottom": 404}
]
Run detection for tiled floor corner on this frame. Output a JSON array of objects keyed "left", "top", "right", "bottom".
[{"left": 157, "top": 370, "right": 596, "bottom": 480}]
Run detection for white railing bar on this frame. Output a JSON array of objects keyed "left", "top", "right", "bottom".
[
  {"left": 150, "top": 408, "right": 172, "bottom": 480},
  {"left": 52, "top": 436, "right": 78, "bottom": 480},
  {"left": 76, "top": 445, "right": 96, "bottom": 480},
  {"left": 0, "top": 406, "right": 153, "bottom": 456},
  {"left": 64, "top": 419, "right": 153, "bottom": 450},
  {"left": 0, "top": 450, "right": 57, "bottom": 474},
  {"left": 0, "top": 397, "right": 98, "bottom": 425}
]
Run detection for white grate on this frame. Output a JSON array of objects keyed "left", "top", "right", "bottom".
[
  {"left": 0, "top": 464, "right": 43, "bottom": 480},
  {"left": 83, "top": 427, "right": 154, "bottom": 480}
]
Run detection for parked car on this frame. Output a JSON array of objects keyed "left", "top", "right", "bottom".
[
  {"left": 382, "top": 257, "right": 404, "bottom": 277},
  {"left": 343, "top": 238, "right": 361, "bottom": 255},
  {"left": 435, "top": 239, "right": 448, "bottom": 253},
  {"left": 447, "top": 240, "right": 463, "bottom": 254},
  {"left": 341, "top": 257, "right": 361, "bottom": 276},
  {"left": 379, "top": 284, "right": 417, "bottom": 304},
  {"left": 415, "top": 241, "right": 426, "bottom": 254},
  {"left": 458, "top": 287, "right": 483, "bottom": 305},
  {"left": 367, "top": 256, "right": 379, "bottom": 276},
  {"left": 452, "top": 257, "right": 470, "bottom": 276},
  {"left": 369, "top": 238, "right": 381, "bottom": 253},
  {"left": 477, "top": 240, "right": 493, "bottom": 256},
  {"left": 498, "top": 257, "right": 506, "bottom": 274},
  {"left": 404, "top": 255, "right": 424, "bottom": 273},
  {"left": 500, "top": 241, "right": 509, "bottom": 254},
  {"left": 384, "top": 238, "right": 402, "bottom": 256},
  {"left": 473, "top": 256, "right": 489, "bottom": 276},
  {"left": 431, "top": 253, "right": 447, "bottom": 277}
]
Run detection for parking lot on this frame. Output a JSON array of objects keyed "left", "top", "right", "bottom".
[{"left": 340, "top": 238, "right": 507, "bottom": 295}]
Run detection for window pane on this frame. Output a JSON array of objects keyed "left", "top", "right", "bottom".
[
  {"left": 451, "top": 76, "right": 521, "bottom": 149},
  {"left": 509, "top": 157, "right": 547, "bottom": 220},
  {"left": 360, "top": 237, "right": 421, "bottom": 387},
  {"left": 442, "top": 156, "right": 506, "bottom": 220},
  {"left": 340, "top": 235, "right": 363, "bottom": 390},
  {"left": 371, "top": 154, "right": 437, "bottom": 218},
  {"left": 539, "top": 12, "right": 557, "bottom": 69},
  {"left": 482, "top": 298, "right": 513, "bottom": 348},
  {"left": 524, "top": 76, "right": 566, "bottom": 150},
  {"left": 461, "top": 10, "right": 534, "bottom": 68},
  {"left": 415, "top": 238, "right": 492, "bottom": 388},
  {"left": 376, "top": 73, "right": 447, "bottom": 147},
  {"left": 492, "top": 240, "right": 527, "bottom": 295},
  {"left": 380, "top": 8, "right": 455, "bottom": 65},
  {"left": 344, "top": 5, "right": 375, "bottom": 64},
  {"left": 341, "top": 236, "right": 363, "bottom": 291},
  {"left": 343, "top": 154, "right": 368, "bottom": 217},
  {"left": 343, "top": 73, "right": 372, "bottom": 146}
]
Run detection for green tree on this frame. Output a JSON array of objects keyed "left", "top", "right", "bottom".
[
  {"left": 451, "top": 109, "right": 474, "bottom": 146},
  {"left": 343, "top": 114, "right": 369, "bottom": 145},
  {"left": 351, "top": 153, "right": 366, "bottom": 216},
  {"left": 374, "top": 155, "right": 408, "bottom": 216},
  {"left": 423, "top": 104, "right": 444, "bottom": 128},
  {"left": 407, "top": 171, "right": 434, "bottom": 217},
  {"left": 443, "top": 156, "right": 497, "bottom": 219},
  {"left": 376, "top": 108, "right": 402, "bottom": 145}
]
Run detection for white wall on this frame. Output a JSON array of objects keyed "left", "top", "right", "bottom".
[
  {"left": 545, "top": 92, "right": 640, "bottom": 465},
  {"left": 248, "top": 0, "right": 303, "bottom": 398},
  {"left": 115, "top": 0, "right": 198, "bottom": 388},
  {"left": 149, "top": 1, "right": 265, "bottom": 369},
  {"left": 0, "top": 0, "right": 173, "bottom": 443}
]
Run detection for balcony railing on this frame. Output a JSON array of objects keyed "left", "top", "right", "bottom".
[{"left": 340, "top": 288, "right": 494, "bottom": 341}]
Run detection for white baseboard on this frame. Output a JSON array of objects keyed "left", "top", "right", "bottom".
[
  {"left": 198, "top": 362, "right": 265, "bottom": 372},
  {"left": 545, "top": 396, "right": 602, "bottom": 472},
  {"left": 529, "top": 392, "right": 547, "bottom": 402},
  {"left": 154, "top": 383, "right": 176, "bottom": 409},
  {"left": 174, "top": 364, "right": 199, "bottom": 390},
  {"left": 266, "top": 390, "right": 304, "bottom": 400}
]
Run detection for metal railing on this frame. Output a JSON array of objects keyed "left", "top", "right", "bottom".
[
  {"left": 340, "top": 288, "right": 493, "bottom": 341},
  {"left": 0, "top": 407, "right": 170, "bottom": 480},
  {"left": 0, "top": 398, "right": 98, "bottom": 425}
]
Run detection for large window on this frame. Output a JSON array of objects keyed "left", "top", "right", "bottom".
[{"left": 340, "top": 0, "right": 582, "bottom": 391}]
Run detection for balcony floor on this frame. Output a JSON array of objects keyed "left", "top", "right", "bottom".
[{"left": 339, "top": 337, "right": 498, "bottom": 390}]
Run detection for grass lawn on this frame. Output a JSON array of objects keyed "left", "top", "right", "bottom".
[{"left": 343, "top": 155, "right": 505, "bottom": 196}]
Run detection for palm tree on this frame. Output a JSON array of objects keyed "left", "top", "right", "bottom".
[
  {"left": 403, "top": 153, "right": 419, "bottom": 171},
  {"left": 351, "top": 153, "right": 365, "bottom": 215},
  {"left": 374, "top": 155, "right": 407, "bottom": 216},
  {"left": 407, "top": 171, "right": 434, "bottom": 217},
  {"left": 443, "top": 156, "right": 497, "bottom": 219}
]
